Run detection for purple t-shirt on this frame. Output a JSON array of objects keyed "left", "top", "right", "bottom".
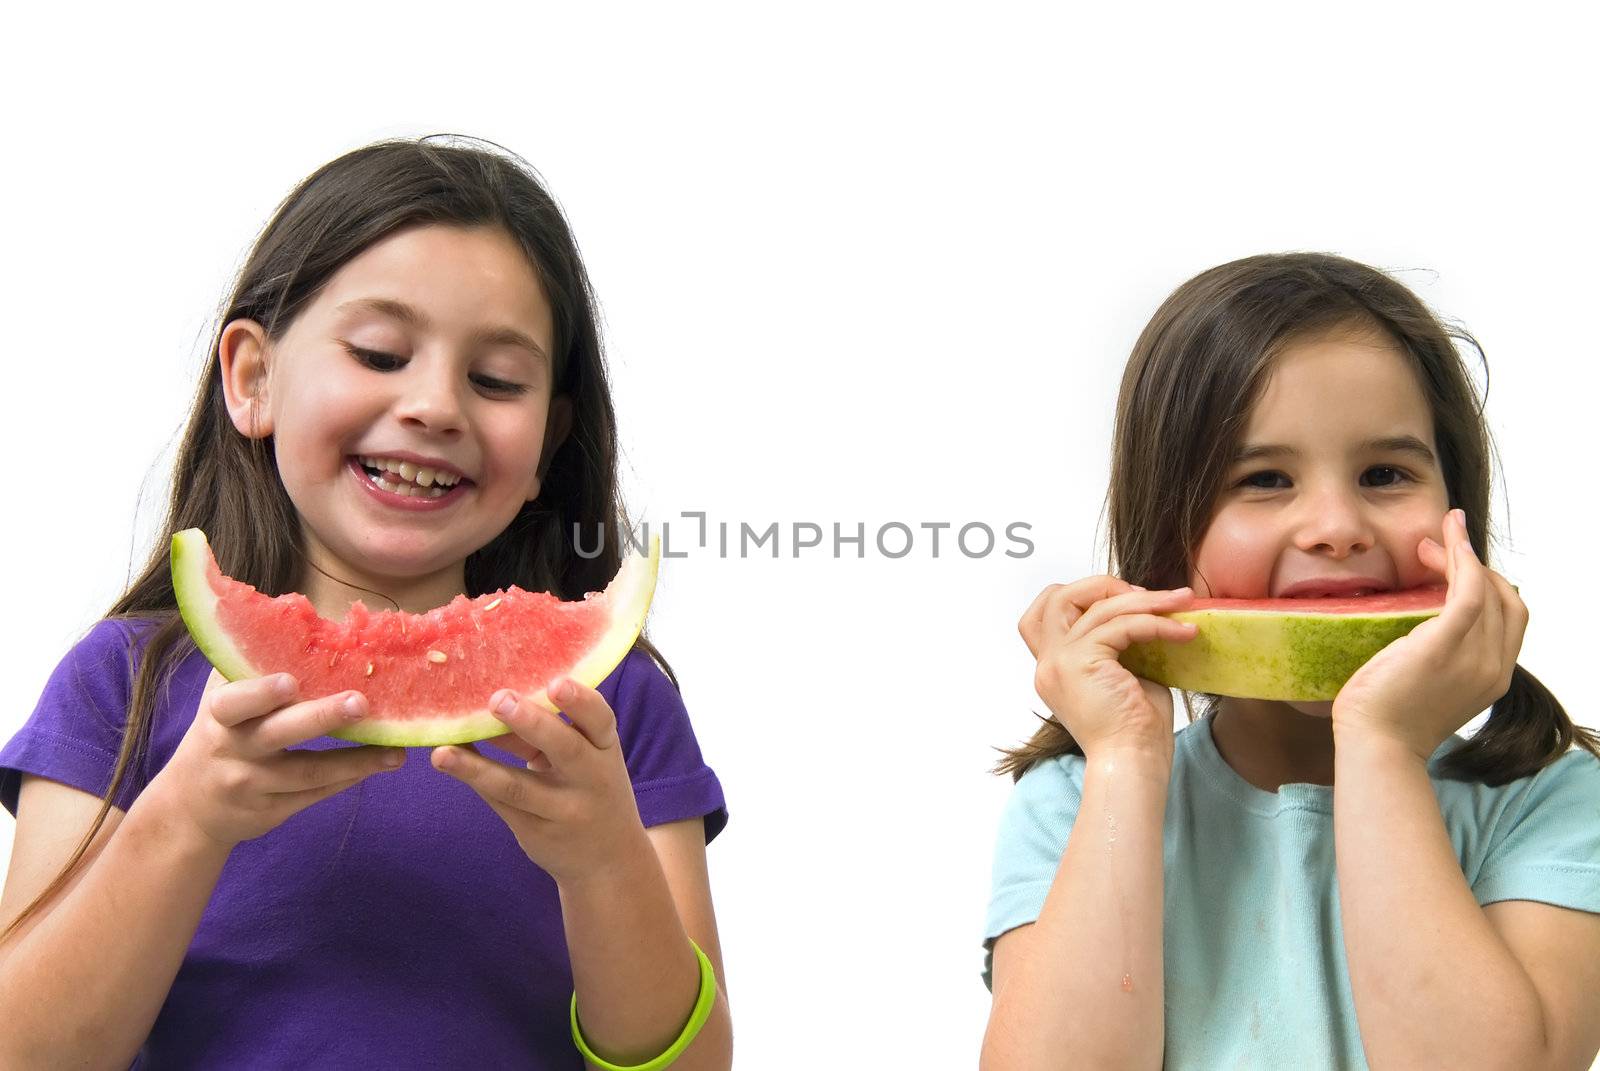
[{"left": 1, "top": 617, "right": 727, "bottom": 1070}]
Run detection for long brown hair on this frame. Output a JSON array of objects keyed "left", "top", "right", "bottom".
[
  {"left": 4, "top": 134, "right": 674, "bottom": 944},
  {"left": 998, "top": 251, "right": 1600, "bottom": 784}
]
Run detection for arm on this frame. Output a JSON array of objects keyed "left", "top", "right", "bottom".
[
  {"left": 1333, "top": 732, "right": 1600, "bottom": 1070},
  {"left": 984, "top": 577, "right": 1195, "bottom": 1071},
  {"left": 560, "top": 817, "right": 731, "bottom": 1071},
  {"left": 1, "top": 671, "right": 405, "bottom": 1070},
  {"left": 982, "top": 748, "right": 1169, "bottom": 1071},
  {"left": 433, "top": 677, "right": 731, "bottom": 1070},
  {"left": 0, "top": 776, "right": 231, "bottom": 1070},
  {"left": 1333, "top": 510, "right": 1600, "bottom": 1068}
]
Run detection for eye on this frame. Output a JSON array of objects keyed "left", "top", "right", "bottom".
[
  {"left": 1236, "top": 470, "right": 1289, "bottom": 490},
  {"left": 346, "top": 344, "right": 404, "bottom": 371},
  {"left": 1363, "top": 466, "right": 1411, "bottom": 487},
  {"left": 470, "top": 374, "right": 528, "bottom": 396},
  {"left": 343, "top": 345, "right": 527, "bottom": 396}
]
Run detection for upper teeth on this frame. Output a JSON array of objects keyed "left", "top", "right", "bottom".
[{"left": 358, "top": 457, "right": 462, "bottom": 487}]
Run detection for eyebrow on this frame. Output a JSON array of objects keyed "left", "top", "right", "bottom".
[
  {"left": 333, "top": 297, "right": 549, "bottom": 365},
  {"left": 1232, "top": 435, "right": 1438, "bottom": 466}
]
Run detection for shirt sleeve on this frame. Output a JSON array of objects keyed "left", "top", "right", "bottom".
[
  {"left": 1471, "top": 747, "right": 1600, "bottom": 912},
  {"left": 982, "top": 754, "right": 1085, "bottom": 988},
  {"left": 1, "top": 618, "right": 144, "bottom": 817},
  {"left": 602, "top": 647, "right": 728, "bottom": 843}
]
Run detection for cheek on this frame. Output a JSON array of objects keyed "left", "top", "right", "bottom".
[
  {"left": 1389, "top": 509, "right": 1449, "bottom": 586},
  {"left": 482, "top": 414, "right": 551, "bottom": 492},
  {"left": 1191, "top": 507, "right": 1278, "bottom": 598}
]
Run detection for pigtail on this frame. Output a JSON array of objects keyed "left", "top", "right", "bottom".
[{"left": 1436, "top": 664, "right": 1600, "bottom": 786}]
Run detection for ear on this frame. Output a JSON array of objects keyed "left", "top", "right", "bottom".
[
  {"left": 529, "top": 395, "right": 575, "bottom": 501},
  {"left": 219, "top": 319, "right": 274, "bottom": 439}
]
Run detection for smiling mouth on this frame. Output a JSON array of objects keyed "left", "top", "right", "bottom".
[{"left": 354, "top": 458, "right": 468, "bottom": 499}]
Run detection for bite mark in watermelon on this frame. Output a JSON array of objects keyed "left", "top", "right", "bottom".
[
  {"left": 1119, "top": 587, "right": 1445, "bottom": 701},
  {"left": 171, "top": 528, "right": 661, "bottom": 746}
]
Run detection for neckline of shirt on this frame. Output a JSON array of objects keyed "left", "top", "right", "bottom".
[
  {"left": 1183, "top": 712, "right": 1336, "bottom": 817},
  {"left": 1183, "top": 710, "right": 1463, "bottom": 818}
]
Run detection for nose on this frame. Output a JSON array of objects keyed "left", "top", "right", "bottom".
[
  {"left": 1292, "top": 482, "right": 1375, "bottom": 559},
  {"left": 392, "top": 356, "right": 465, "bottom": 438}
]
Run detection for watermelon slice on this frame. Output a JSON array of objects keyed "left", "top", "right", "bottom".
[
  {"left": 171, "top": 528, "right": 661, "bottom": 746},
  {"left": 1119, "top": 587, "right": 1445, "bottom": 701}
]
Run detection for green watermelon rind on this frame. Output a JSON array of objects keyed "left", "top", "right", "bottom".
[
  {"left": 170, "top": 528, "right": 662, "bottom": 747},
  {"left": 1119, "top": 601, "right": 1440, "bottom": 702}
]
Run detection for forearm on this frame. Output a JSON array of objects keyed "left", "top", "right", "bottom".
[
  {"left": 559, "top": 826, "right": 731, "bottom": 1071},
  {"left": 983, "top": 750, "right": 1169, "bottom": 1071},
  {"left": 1334, "top": 728, "right": 1548, "bottom": 1069},
  {"left": 0, "top": 793, "right": 231, "bottom": 1070}
]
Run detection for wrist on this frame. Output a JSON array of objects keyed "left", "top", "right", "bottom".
[
  {"left": 555, "top": 822, "right": 658, "bottom": 898},
  {"left": 1082, "top": 744, "right": 1173, "bottom": 790},
  {"left": 129, "top": 782, "right": 236, "bottom": 867},
  {"left": 1331, "top": 717, "right": 1432, "bottom": 769}
]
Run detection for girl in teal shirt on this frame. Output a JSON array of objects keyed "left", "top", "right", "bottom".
[{"left": 983, "top": 252, "right": 1600, "bottom": 1070}]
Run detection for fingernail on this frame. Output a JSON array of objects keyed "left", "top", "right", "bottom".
[
  {"left": 343, "top": 694, "right": 367, "bottom": 720},
  {"left": 385, "top": 750, "right": 405, "bottom": 768},
  {"left": 495, "top": 693, "right": 518, "bottom": 717},
  {"left": 275, "top": 674, "right": 296, "bottom": 696},
  {"left": 552, "top": 679, "right": 576, "bottom": 703},
  {"left": 1131, "top": 584, "right": 1147, "bottom": 591}
]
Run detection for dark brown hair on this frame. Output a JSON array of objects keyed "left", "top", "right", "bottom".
[
  {"left": 998, "top": 251, "right": 1600, "bottom": 784},
  {"left": 4, "top": 134, "right": 673, "bottom": 944}
]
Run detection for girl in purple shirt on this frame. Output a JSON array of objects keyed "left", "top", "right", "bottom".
[{"left": 0, "top": 136, "right": 730, "bottom": 1070}]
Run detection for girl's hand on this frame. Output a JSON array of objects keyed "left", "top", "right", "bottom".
[
  {"left": 1021, "top": 576, "right": 1198, "bottom": 763},
  {"left": 1332, "top": 509, "right": 1528, "bottom": 761},
  {"left": 147, "top": 670, "right": 407, "bottom": 852},
  {"left": 430, "top": 679, "right": 647, "bottom": 885}
]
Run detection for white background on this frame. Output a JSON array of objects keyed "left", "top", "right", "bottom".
[{"left": 3, "top": 3, "right": 1597, "bottom": 1067}]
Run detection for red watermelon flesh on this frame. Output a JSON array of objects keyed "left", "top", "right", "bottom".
[{"left": 171, "top": 528, "right": 660, "bottom": 746}]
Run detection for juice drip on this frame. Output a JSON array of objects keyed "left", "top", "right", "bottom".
[{"left": 1104, "top": 759, "right": 1136, "bottom": 998}]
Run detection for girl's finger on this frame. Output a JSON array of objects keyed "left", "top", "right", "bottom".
[
  {"left": 430, "top": 744, "right": 560, "bottom": 817},
  {"left": 1430, "top": 509, "right": 1484, "bottom": 649},
  {"left": 491, "top": 690, "right": 589, "bottom": 768},
  {"left": 1416, "top": 536, "right": 1447, "bottom": 576},
  {"left": 481, "top": 731, "right": 555, "bottom": 773},
  {"left": 268, "top": 744, "right": 404, "bottom": 794},
  {"left": 481, "top": 730, "right": 543, "bottom": 766},
  {"left": 545, "top": 679, "right": 619, "bottom": 750},
  {"left": 207, "top": 673, "right": 299, "bottom": 729},
  {"left": 1068, "top": 587, "right": 1194, "bottom": 644},
  {"left": 1021, "top": 577, "right": 1139, "bottom": 655},
  {"left": 1019, "top": 583, "right": 1067, "bottom": 655},
  {"left": 1488, "top": 569, "right": 1529, "bottom": 676},
  {"left": 1085, "top": 611, "right": 1199, "bottom": 655},
  {"left": 278, "top": 771, "right": 371, "bottom": 810},
  {"left": 247, "top": 690, "right": 372, "bottom": 755}
]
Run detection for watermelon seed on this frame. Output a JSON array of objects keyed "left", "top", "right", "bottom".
[
  {"left": 427, "top": 650, "right": 448, "bottom": 664},
  {"left": 327, "top": 652, "right": 338, "bottom": 668},
  {"left": 366, "top": 662, "right": 375, "bottom": 677},
  {"left": 484, "top": 597, "right": 503, "bottom": 612}
]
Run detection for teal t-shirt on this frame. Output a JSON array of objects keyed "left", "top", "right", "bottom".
[{"left": 984, "top": 713, "right": 1600, "bottom": 1070}]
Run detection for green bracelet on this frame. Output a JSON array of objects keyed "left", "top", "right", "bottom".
[{"left": 570, "top": 940, "right": 718, "bottom": 1071}]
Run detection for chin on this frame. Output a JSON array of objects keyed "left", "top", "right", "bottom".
[{"left": 1285, "top": 700, "right": 1335, "bottom": 719}]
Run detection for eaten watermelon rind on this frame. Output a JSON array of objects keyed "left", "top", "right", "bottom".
[
  {"left": 171, "top": 528, "right": 259, "bottom": 683},
  {"left": 170, "top": 529, "right": 662, "bottom": 747},
  {"left": 1119, "top": 595, "right": 1442, "bottom": 702}
]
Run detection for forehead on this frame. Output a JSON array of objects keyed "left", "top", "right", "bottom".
[
  {"left": 1244, "top": 327, "right": 1434, "bottom": 447},
  {"left": 312, "top": 224, "right": 554, "bottom": 346}
]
